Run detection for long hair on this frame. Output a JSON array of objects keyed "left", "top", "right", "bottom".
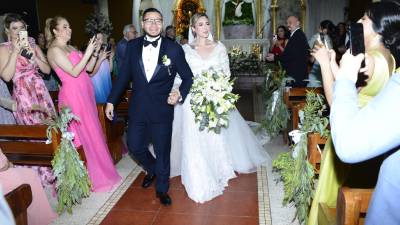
[
  {"left": 366, "top": 1, "right": 400, "bottom": 66},
  {"left": 190, "top": 13, "right": 209, "bottom": 38},
  {"left": 44, "top": 16, "right": 66, "bottom": 48}
]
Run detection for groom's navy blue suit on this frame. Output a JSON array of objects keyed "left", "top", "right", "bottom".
[{"left": 107, "top": 36, "right": 193, "bottom": 192}]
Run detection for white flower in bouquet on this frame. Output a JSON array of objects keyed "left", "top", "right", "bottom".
[{"left": 190, "top": 67, "right": 239, "bottom": 134}]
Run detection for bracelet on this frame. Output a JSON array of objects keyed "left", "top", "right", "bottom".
[{"left": 92, "top": 54, "right": 99, "bottom": 57}]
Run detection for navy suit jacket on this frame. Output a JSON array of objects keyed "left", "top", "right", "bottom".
[
  {"left": 108, "top": 36, "right": 193, "bottom": 123},
  {"left": 277, "top": 29, "right": 309, "bottom": 87}
]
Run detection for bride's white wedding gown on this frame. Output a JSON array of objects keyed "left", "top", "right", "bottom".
[{"left": 170, "top": 41, "right": 270, "bottom": 203}]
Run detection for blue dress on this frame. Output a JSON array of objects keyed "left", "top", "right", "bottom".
[{"left": 91, "top": 60, "right": 112, "bottom": 103}]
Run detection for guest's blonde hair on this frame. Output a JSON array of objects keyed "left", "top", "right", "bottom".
[{"left": 44, "top": 16, "right": 66, "bottom": 48}]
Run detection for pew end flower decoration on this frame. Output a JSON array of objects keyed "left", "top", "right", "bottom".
[
  {"left": 44, "top": 106, "right": 91, "bottom": 214},
  {"left": 190, "top": 67, "right": 239, "bottom": 134}
]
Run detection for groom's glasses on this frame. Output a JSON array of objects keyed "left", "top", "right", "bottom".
[{"left": 143, "top": 18, "right": 163, "bottom": 25}]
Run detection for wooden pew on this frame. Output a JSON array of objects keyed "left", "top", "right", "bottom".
[
  {"left": 318, "top": 187, "right": 374, "bottom": 225},
  {"left": 96, "top": 104, "right": 123, "bottom": 164},
  {"left": 5, "top": 184, "right": 32, "bottom": 225},
  {"left": 337, "top": 187, "right": 373, "bottom": 225},
  {"left": 0, "top": 125, "right": 61, "bottom": 166},
  {"left": 116, "top": 90, "right": 132, "bottom": 120},
  {"left": 307, "top": 132, "right": 327, "bottom": 174},
  {"left": 283, "top": 87, "right": 323, "bottom": 143}
]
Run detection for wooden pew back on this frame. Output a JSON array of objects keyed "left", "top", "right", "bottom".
[
  {"left": 5, "top": 184, "right": 32, "bottom": 225},
  {"left": 0, "top": 125, "right": 60, "bottom": 166},
  {"left": 336, "top": 187, "right": 373, "bottom": 225}
]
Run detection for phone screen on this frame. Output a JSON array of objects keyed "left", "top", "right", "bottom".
[
  {"left": 18, "top": 30, "right": 29, "bottom": 47},
  {"left": 349, "top": 23, "right": 365, "bottom": 56}
]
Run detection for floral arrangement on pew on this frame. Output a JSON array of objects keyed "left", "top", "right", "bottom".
[
  {"left": 259, "top": 63, "right": 290, "bottom": 137},
  {"left": 272, "top": 91, "right": 329, "bottom": 224},
  {"left": 44, "top": 107, "right": 91, "bottom": 214},
  {"left": 190, "top": 67, "right": 239, "bottom": 134},
  {"left": 228, "top": 45, "right": 262, "bottom": 76}
]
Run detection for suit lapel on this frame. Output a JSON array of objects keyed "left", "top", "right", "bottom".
[
  {"left": 137, "top": 37, "right": 147, "bottom": 81},
  {"left": 150, "top": 37, "right": 167, "bottom": 82}
]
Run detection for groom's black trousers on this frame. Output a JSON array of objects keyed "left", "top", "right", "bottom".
[{"left": 127, "top": 120, "right": 172, "bottom": 193}]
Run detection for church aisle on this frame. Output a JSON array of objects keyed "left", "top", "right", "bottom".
[{"left": 99, "top": 172, "right": 261, "bottom": 225}]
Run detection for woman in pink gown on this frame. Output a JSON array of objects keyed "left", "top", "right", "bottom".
[
  {"left": 0, "top": 148, "right": 57, "bottom": 225},
  {"left": 46, "top": 16, "right": 121, "bottom": 192}
]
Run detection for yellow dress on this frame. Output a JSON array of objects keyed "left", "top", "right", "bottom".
[{"left": 307, "top": 50, "right": 395, "bottom": 225}]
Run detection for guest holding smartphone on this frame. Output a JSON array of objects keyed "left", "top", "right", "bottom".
[
  {"left": 0, "top": 13, "right": 55, "bottom": 124},
  {"left": 89, "top": 32, "right": 114, "bottom": 103},
  {"left": 270, "top": 25, "right": 289, "bottom": 57},
  {"left": 307, "top": 2, "right": 399, "bottom": 225}
]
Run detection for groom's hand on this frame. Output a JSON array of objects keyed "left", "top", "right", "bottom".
[
  {"left": 167, "top": 89, "right": 181, "bottom": 105},
  {"left": 105, "top": 103, "right": 114, "bottom": 120}
]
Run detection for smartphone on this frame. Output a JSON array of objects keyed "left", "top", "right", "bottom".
[
  {"left": 18, "top": 30, "right": 29, "bottom": 48},
  {"left": 101, "top": 43, "right": 112, "bottom": 52},
  {"left": 272, "top": 34, "right": 278, "bottom": 41},
  {"left": 319, "top": 33, "right": 326, "bottom": 47},
  {"left": 349, "top": 23, "right": 365, "bottom": 56},
  {"left": 349, "top": 23, "right": 367, "bottom": 87}
]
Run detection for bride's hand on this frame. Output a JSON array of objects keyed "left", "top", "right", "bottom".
[{"left": 167, "top": 89, "right": 181, "bottom": 105}]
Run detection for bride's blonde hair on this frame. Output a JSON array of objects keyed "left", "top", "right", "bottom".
[{"left": 190, "top": 13, "right": 209, "bottom": 38}]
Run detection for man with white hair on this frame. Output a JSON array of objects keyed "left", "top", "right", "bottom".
[
  {"left": 266, "top": 15, "right": 309, "bottom": 87},
  {"left": 115, "top": 24, "right": 137, "bottom": 75}
]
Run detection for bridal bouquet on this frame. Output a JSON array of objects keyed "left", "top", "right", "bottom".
[{"left": 190, "top": 68, "right": 239, "bottom": 134}]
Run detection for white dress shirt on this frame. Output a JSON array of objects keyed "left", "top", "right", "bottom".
[{"left": 142, "top": 35, "right": 162, "bottom": 82}]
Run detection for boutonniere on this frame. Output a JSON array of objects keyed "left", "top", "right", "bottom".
[{"left": 162, "top": 55, "right": 172, "bottom": 76}]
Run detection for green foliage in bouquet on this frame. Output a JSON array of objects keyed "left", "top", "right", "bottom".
[
  {"left": 85, "top": 12, "right": 113, "bottom": 37},
  {"left": 223, "top": 0, "right": 254, "bottom": 26},
  {"left": 44, "top": 107, "right": 91, "bottom": 214},
  {"left": 272, "top": 91, "right": 329, "bottom": 224},
  {"left": 260, "top": 63, "right": 290, "bottom": 137},
  {"left": 190, "top": 68, "right": 239, "bottom": 134}
]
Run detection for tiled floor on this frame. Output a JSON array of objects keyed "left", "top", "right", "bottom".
[{"left": 100, "top": 172, "right": 259, "bottom": 225}]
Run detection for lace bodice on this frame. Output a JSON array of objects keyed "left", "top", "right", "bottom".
[{"left": 182, "top": 41, "right": 231, "bottom": 77}]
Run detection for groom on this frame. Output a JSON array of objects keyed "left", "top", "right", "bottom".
[{"left": 105, "top": 8, "right": 193, "bottom": 205}]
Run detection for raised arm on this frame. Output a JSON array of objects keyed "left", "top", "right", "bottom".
[
  {"left": 330, "top": 52, "right": 400, "bottom": 163},
  {"left": 33, "top": 45, "right": 51, "bottom": 74},
  {"left": 48, "top": 38, "right": 96, "bottom": 77},
  {"left": 0, "top": 40, "right": 21, "bottom": 82}
]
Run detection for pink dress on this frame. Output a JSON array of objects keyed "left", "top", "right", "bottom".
[
  {"left": 2, "top": 38, "right": 56, "bottom": 125},
  {"left": 53, "top": 51, "right": 121, "bottom": 192},
  {"left": 0, "top": 150, "right": 57, "bottom": 225}
]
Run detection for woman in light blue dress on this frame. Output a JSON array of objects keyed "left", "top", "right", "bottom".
[{"left": 90, "top": 33, "right": 113, "bottom": 103}]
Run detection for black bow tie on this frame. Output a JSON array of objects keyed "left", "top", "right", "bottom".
[{"left": 143, "top": 37, "right": 160, "bottom": 48}]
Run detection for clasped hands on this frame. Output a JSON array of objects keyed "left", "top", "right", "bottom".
[{"left": 167, "top": 89, "right": 181, "bottom": 105}]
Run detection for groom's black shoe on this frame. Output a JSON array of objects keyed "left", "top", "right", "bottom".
[
  {"left": 156, "top": 192, "right": 172, "bottom": 206},
  {"left": 142, "top": 174, "right": 156, "bottom": 188}
]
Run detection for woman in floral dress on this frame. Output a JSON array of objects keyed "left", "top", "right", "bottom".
[{"left": 0, "top": 13, "right": 55, "bottom": 124}]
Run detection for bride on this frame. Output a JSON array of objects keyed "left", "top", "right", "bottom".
[{"left": 170, "top": 12, "right": 270, "bottom": 203}]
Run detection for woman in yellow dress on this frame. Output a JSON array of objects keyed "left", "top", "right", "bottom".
[{"left": 307, "top": 2, "right": 400, "bottom": 224}]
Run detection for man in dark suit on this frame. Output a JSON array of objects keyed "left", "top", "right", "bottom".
[
  {"left": 267, "top": 15, "right": 309, "bottom": 87},
  {"left": 105, "top": 8, "right": 193, "bottom": 206}
]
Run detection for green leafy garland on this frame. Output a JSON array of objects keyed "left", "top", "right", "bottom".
[
  {"left": 272, "top": 91, "right": 329, "bottom": 224},
  {"left": 260, "top": 63, "right": 290, "bottom": 137},
  {"left": 44, "top": 107, "right": 91, "bottom": 214},
  {"left": 228, "top": 46, "right": 262, "bottom": 76}
]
